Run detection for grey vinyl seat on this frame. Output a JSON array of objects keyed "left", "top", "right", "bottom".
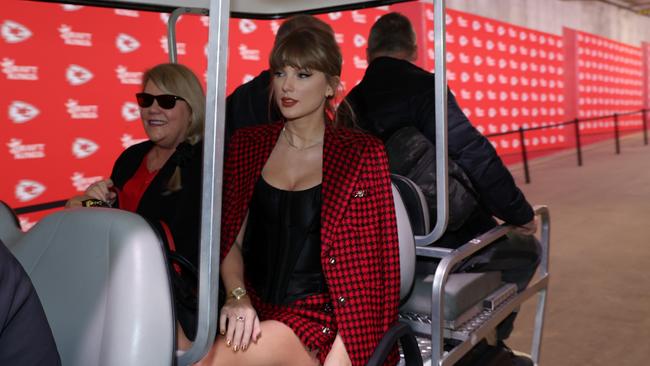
[
  {"left": 10, "top": 208, "right": 175, "bottom": 366},
  {"left": 390, "top": 175, "right": 502, "bottom": 327},
  {"left": 0, "top": 201, "right": 23, "bottom": 250}
]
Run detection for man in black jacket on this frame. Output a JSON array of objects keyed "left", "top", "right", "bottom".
[
  {"left": 0, "top": 240, "right": 61, "bottom": 366},
  {"left": 346, "top": 12, "right": 540, "bottom": 351},
  {"left": 346, "top": 12, "right": 536, "bottom": 245}
]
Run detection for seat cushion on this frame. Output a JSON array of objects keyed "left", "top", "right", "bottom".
[{"left": 400, "top": 271, "right": 502, "bottom": 320}]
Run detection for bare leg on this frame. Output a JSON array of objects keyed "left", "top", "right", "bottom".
[
  {"left": 195, "top": 320, "right": 320, "bottom": 366},
  {"left": 177, "top": 322, "right": 193, "bottom": 351}
]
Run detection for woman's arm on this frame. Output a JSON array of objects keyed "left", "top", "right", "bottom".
[{"left": 219, "top": 214, "right": 262, "bottom": 352}]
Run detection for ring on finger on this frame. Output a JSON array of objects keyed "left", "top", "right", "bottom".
[{"left": 236, "top": 316, "right": 245, "bottom": 322}]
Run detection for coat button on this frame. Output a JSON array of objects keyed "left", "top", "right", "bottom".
[
  {"left": 338, "top": 297, "right": 346, "bottom": 305},
  {"left": 328, "top": 257, "right": 336, "bottom": 265},
  {"left": 323, "top": 303, "right": 333, "bottom": 312},
  {"left": 322, "top": 327, "right": 331, "bottom": 334}
]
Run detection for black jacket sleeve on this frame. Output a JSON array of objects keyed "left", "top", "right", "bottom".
[
  {"left": 413, "top": 88, "right": 534, "bottom": 226},
  {"left": 0, "top": 241, "right": 61, "bottom": 366}
]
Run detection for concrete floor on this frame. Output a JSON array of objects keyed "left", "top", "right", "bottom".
[{"left": 506, "top": 133, "right": 650, "bottom": 365}]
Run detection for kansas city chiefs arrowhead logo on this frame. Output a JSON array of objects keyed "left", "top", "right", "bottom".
[
  {"left": 1, "top": 20, "right": 32, "bottom": 43},
  {"left": 8, "top": 101, "right": 39, "bottom": 123},
  {"left": 328, "top": 12, "right": 342, "bottom": 20},
  {"left": 72, "top": 137, "right": 99, "bottom": 159},
  {"left": 116, "top": 33, "right": 140, "bottom": 53},
  {"left": 121, "top": 102, "right": 140, "bottom": 121},
  {"left": 15, "top": 179, "right": 46, "bottom": 202},
  {"left": 353, "top": 34, "right": 366, "bottom": 48},
  {"left": 66, "top": 64, "right": 93, "bottom": 85},
  {"left": 239, "top": 19, "right": 257, "bottom": 34}
]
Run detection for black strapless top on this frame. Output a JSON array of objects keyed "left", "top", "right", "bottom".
[{"left": 242, "top": 178, "right": 327, "bottom": 305}]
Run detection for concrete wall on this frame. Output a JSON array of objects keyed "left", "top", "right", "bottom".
[{"left": 444, "top": 0, "right": 650, "bottom": 46}]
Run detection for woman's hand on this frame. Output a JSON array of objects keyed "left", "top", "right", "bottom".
[
  {"left": 219, "top": 295, "right": 261, "bottom": 352},
  {"left": 84, "top": 179, "right": 116, "bottom": 204},
  {"left": 323, "top": 334, "right": 351, "bottom": 366}
]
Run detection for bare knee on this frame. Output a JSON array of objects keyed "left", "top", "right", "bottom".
[{"left": 195, "top": 321, "right": 319, "bottom": 366}]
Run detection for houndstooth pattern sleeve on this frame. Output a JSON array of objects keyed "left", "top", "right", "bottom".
[{"left": 323, "top": 133, "right": 400, "bottom": 366}]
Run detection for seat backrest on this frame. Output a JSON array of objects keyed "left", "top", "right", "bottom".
[
  {"left": 0, "top": 201, "right": 23, "bottom": 250},
  {"left": 391, "top": 178, "right": 418, "bottom": 301},
  {"left": 391, "top": 175, "right": 430, "bottom": 236},
  {"left": 11, "top": 208, "right": 174, "bottom": 366}
]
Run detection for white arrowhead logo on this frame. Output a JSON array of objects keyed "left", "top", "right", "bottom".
[
  {"left": 329, "top": 12, "right": 342, "bottom": 20},
  {"left": 239, "top": 19, "right": 257, "bottom": 34},
  {"left": 353, "top": 34, "right": 366, "bottom": 48},
  {"left": 72, "top": 137, "right": 99, "bottom": 159},
  {"left": 15, "top": 180, "right": 46, "bottom": 202},
  {"left": 116, "top": 33, "right": 140, "bottom": 53},
  {"left": 8, "top": 101, "right": 39, "bottom": 123},
  {"left": 1, "top": 20, "right": 32, "bottom": 43},
  {"left": 66, "top": 64, "right": 93, "bottom": 85},
  {"left": 122, "top": 102, "right": 140, "bottom": 121}
]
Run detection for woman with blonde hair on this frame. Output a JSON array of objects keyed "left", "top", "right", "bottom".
[
  {"left": 66, "top": 63, "right": 205, "bottom": 344},
  {"left": 199, "top": 26, "right": 400, "bottom": 366}
]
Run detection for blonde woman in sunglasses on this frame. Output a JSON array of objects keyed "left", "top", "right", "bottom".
[{"left": 65, "top": 63, "right": 205, "bottom": 348}]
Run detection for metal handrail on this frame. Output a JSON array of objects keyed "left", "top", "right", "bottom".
[
  {"left": 422, "top": 205, "right": 550, "bottom": 366},
  {"left": 167, "top": 7, "right": 209, "bottom": 64},
  {"left": 415, "top": 0, "right": 449, "bottom": 247},
  {"left": 176, "top": 0, "right": 229, "bottom": 364}
]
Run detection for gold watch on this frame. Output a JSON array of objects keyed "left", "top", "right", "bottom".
[{"left": 229, "top": 287, "right": 247, "bottom": 300}]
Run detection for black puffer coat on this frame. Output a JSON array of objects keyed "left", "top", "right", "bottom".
[{"left": 346, "top": 57, "right": 534, "bottom": 248}]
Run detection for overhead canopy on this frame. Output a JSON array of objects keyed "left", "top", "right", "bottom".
[{"left": 36, "top": 0, "right": 412, "bottom": 17}]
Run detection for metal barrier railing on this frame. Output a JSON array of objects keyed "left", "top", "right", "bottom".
[{"left": 486, "top": 108, "right": 650, "bottom": 183}]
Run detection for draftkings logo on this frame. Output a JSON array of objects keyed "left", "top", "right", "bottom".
[
  {"left": 15, "top": 179, "right": 46, "bottom": 202},
  {"left": 1, "top": 20, "right": 32, "bottom": 43},
  {"left": 66, "top": 99, "right": 99, "bottom": 119},
  {"left": 8, "top": 101, "right": 39, "bottom": 123},
  {"left": 116, "top": 65, "right": 142, "bottom": 85},
  {"left": 72, "top": 137, "right": 99, "bottom": 159},
  {"left": 121, "top": 133, "right": 147, "bottom": 149},
  {"left": 116, "top": 33, "right": 140, "bottom": 53},
  {"left": 121, "top": 102, "right": 140, "bottom": 122},
  {"left": 7, "top": 138, "right": 45, "bottom": 160},
  {"left": 160, "top": 36, "right": 186, "bottom": 55},
  {"left": 59, "top": 24, "right": 92, "bottom": 47},
  {"left": 238, "top": 44, "right": 260, "bottom": 61},
  {"left": 66, "top": 64, "right": 93, "bottom": 86},
  {"left": 114, "top": 9, "right": 139, "bottom": 17},
  {"left": 2, "top": 58, "right": 38, "bottom": 80},
  {"left": 353, "top": 55, "right": 367, "bottom": 69},
  {"left": 71, "top": 172, "right": 104, "bottom": 192}
]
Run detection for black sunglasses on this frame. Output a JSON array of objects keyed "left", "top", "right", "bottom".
[{"left": 135, "top": 92, "right": 186, "bottom": 109}]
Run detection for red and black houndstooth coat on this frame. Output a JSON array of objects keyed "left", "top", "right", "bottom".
[{"left": 220, "top": 121, "right": 400, "bottom": 365}]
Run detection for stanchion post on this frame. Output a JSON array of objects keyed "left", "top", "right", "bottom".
[
  {"left": 614, "top": 113, "right": 620, "bottom": 154},
  {"left": 642, "top": 109, "right": 648, "bottom": 146},
  {"left": 574, "top": 118, "right": 583, "bottom": 166},
  {"left": 519, "top": 127, "right": 530, "bottom": 184}
]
